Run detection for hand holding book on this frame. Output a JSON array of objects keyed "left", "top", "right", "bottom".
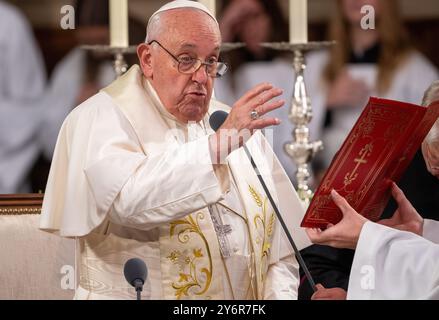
[{"left": 301, "top": 97, "right": 439, "bottom": 228}]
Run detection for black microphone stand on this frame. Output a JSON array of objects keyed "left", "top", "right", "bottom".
[
  {"left": 134, "top": 279, "right": 143, "bottom": 301},
  {"left": 209, "top": 111, "right": 316, "bottom": 292}
]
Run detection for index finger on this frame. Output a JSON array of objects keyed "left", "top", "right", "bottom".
[{"left": 391, "top": 182, "right": 408, "bottom": 206}]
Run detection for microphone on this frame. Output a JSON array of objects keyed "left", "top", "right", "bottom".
[
  {"left": 209, "top": 111, "right": 317, "bottom": 292},
  {"left": 124, "top": 258, "right": 148, "bottom": 300},
  {"left": 209, "top": 110, "right": 229, "bottom": 131}
]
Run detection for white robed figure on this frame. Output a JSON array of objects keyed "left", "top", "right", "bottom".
[
  {"left": 0, "top": 1, "right": 46, "bottom": 193},
  {"left": 39, "top": 1, "right": 310, "bottom": 300}
]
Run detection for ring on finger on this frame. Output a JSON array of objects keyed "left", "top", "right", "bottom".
[{"left": 250, "top": 110, "right": 260, "bottom": 120}]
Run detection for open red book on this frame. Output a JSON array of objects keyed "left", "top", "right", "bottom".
[{"left": 301, "top": 97, "right": 439, "bottom": 229}]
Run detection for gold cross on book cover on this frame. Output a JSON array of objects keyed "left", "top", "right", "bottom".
[{"left": 301, "top": 97, "right": 439, "bottom": 228}]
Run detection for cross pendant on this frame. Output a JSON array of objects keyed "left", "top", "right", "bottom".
[{"left": 209, "top": 205, "right": 233, "bottom": 258}]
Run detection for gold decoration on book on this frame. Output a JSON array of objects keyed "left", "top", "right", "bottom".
[{"left": 344, "top": 143, "right": 373, "bottom": 186}]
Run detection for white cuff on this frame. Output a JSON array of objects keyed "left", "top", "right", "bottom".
[{"left": 422, "top": 219, "right": 439, "bottom": 244}]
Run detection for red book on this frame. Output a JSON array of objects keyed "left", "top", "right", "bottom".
[{"left": 301, "top": 97, "right": 439, "bottom": 229}]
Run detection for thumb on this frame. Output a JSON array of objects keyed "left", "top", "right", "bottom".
[
  {"left": 391, "top": 182, "right": 416, "bottom": 215},
  {"left": 331, "top": 190, "right": 353, "bottom": 217}
]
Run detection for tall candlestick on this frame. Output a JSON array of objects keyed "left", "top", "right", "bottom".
[
  {"left": 110, "top": 0, "right": 129, "bottom": 48},
  {"left": 198, "top": 0, "right": 216, "bottom": 17},
  {"left": 289, "top": 0, "right": 308, "bottom": 44}
]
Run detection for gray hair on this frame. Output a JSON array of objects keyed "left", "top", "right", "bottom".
[
  {"left": 423, "top": 80, "right": 439, "bottom": 147},
  {"left": 145, "top": 12, "right": 162, "bottom": 43},
  {"left": 422, "top": 80, "right": 439, "bottom": 107}
]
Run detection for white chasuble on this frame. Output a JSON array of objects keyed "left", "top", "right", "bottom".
[{"left": 40, "top": 65, "right": 310, "bottom": 299}]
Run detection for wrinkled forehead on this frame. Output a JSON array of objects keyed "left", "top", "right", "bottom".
[{"left": 148, "top": 8, "right": 221, "bottom": 48}]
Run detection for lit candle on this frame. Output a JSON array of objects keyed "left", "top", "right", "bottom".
[
  {"left": 198, "top": 0, "right": 216, "bottom": 17},
  {"left": 289, "top": 0, "right": 308, "bottom": 44},
  {"left": 110, "top": 0, "right": 129, "bottom": 48}
]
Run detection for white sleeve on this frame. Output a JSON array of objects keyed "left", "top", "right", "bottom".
[
  {"left": 347, "top": 221, "right": 439, "bottom": 300},
  {"left": 423, "top": 219, "right": 439, "bottom": 244},
  {"left": 106, "top": 135, "right": 230, "bottom": 230},
  {"left": 263, "top": 255, "right": 300, "bottom": 300}
]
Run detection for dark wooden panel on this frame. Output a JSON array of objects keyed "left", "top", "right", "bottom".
[{"left": 0, "top": 194, "right": 44, "bottom": 215}]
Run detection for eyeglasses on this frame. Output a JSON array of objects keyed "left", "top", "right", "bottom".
[{"left": 148, "top": 40, "right": 228, "bottom": 78}]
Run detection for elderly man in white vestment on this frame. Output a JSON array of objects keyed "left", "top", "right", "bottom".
[
  {"left": 307, "top": 81, "right": 439, "bottom": 300},
  {"left": 39, "top": 1, "right": 310, "bottom": 300}
]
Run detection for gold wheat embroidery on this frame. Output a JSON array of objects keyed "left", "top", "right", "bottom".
[
  {"left": 249, "top": 184, "right": 276, "bottom": 284},
  {"left": 249, "top": 185, "right": 263, "bottom": 207},
  {"left": 168, "top": 213, "right": 213, "bottom": 299}
]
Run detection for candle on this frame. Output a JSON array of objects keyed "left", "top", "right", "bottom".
[
  {"left": 289, "top": 0, "right": 308, "bottom": 44},
  {"left": 110, "top": 0, "right": 129, "bottom": 48},
  {"left": 198, "top": 0, "right": 216, "bottom": 17}
]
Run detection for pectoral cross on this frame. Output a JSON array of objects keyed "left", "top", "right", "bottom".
[{"left": 209, "top": 205, "right": 233, "bottom": 258}]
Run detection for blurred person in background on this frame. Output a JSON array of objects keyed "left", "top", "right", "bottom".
[
  {"left": 214, "top": 0, "right": 326, "bottom": 183},
  {"left": 0, "top": 0, "right": 46, "bottom": 193},
  {"left": 37, "top": 0, "right": 115, "bottom": 170},
  {"left": 307, "top": 0, "right": 438, "bottom": 173},
  {"left": 31, "top": 0, "right": 147, "bottom": 192},
  {"left": 37, "top": 0, "right": 145, "bottom": 189}
]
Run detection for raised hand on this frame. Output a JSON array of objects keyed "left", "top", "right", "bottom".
[
  {"left": 220, "top": 83, "right": 283, "bottom": 131},
  {"left": 209, "top": 82, "right": 284, "bottom": 163}
]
